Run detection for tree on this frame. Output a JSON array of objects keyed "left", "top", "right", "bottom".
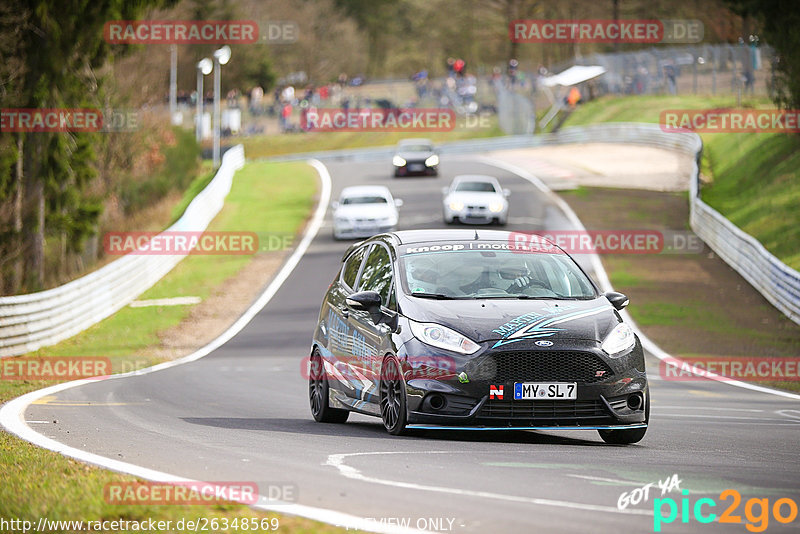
[
  {"left": 0, "top": 0, "right": 171, "bottom": 291},
  {"left": 331, "top": 0, "right": 404, "bottom": 76}
]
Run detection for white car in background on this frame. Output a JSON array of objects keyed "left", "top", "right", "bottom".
[
  {"left": 442, "top": 175, "right": 509, "bottom": 225},
  {"left": 332, "top": 186, "right": 403, "bottom": 240}
]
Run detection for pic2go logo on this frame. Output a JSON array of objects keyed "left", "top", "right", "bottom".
[{"left": 654, "top": 490, "right": 799, "bottom": 532}]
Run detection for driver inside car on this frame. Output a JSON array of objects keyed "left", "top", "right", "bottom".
[{"left": 503, "top": 262, "right": 547, "bottom": 293}]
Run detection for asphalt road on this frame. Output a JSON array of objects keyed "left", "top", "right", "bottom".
[{"left": 24, "top": 156, "right": 800, "bottom": 533}]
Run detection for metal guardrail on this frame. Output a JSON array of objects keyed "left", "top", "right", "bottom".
[{"left": 0, "top": 145, "right": 246, "bottom": 358}]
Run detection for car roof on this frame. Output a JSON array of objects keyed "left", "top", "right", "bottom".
[
  {"left": 451, "top": 174, "right": 500, "bottom": 184},
  {"left": 339, "top": 185, "right": 392, "bottom": 197},
  {"left": 342, "top": 230, "right": 566, "bottom": 262},
  {"left": 387, "top": 229, "right": 553, "bottom": 247},
  {"left": 397, "top": 138, "right": 433, "bottom": 146}
]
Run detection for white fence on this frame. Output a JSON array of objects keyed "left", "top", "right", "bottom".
[{"left": 0, "top": 145, "right": 246, "bottom": 358}]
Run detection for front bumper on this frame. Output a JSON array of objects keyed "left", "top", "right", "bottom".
[
  {"left": 398, "top": 338, "right": 648, "bottom": 428},
  {"left": 395, "top": 159, "right": 437, "bottom": 176},
  {"left": 444, "top": 206, "right": 506, "bottom": 224},
  {"left": 334, "top": 223, "right": 396, "bottom": 239}
]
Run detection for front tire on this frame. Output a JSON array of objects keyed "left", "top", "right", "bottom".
[
  {"left": 379, "top": 357, "right": 407, "bottom": 435},
  {"left": 309, "top": 351, "right": 349, "bottom": 423},
  {"left": 598, "top": 390, "right": 649, "bottom": 444}
]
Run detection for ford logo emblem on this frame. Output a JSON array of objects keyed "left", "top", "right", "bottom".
[{"left": 535, "top": 340, "right": 554, "bottom": 347}]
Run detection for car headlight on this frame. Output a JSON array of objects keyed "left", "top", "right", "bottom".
[
  {"left": 392, "top": 155, "right": 406, "bottom": 167},
  {"left": 448, "top": 201, "right": 464, "bottom": 211},
  {"left": 425, "top": 154, "right": 439, "bottom": 167},
  {"left": 488, "top": 201, "right": 504, "bottom": 213},
  {"left": 601, "top": 322, "right": 635, "bottom": 355},
  {"left": 409, "top": 321, "right": 480, "bottom": 355}
]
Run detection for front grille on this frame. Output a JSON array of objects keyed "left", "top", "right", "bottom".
[
  {"left": 479, "top": 399, "right": 607, "bottom": 420},
  {"left": 469, "top": 350, "right": 613, "bottom": 383}
]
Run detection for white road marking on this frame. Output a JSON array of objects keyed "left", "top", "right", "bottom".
[
  {"left": 568, "top": 474, "right": 642, "bottom": 485},
  {"left": 655, "top": 406, "right": 764, "bottom": 412},
  {"left": 325, "top": 451, "right": 652, "bottom": 517},
  {"left": 0, "top": 160, "right": 418, "bottom": 534},
  {"left": 776, "top": 410, "right": 800, "bottom": 421},
  {"left": 654, "top": 413, "right": 799, "bottom": 422},
  {"left": 25, "top": 420, "right": 51, "bottom": 424}
]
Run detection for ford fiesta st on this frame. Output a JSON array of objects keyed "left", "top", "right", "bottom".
[{"left": 308, "top": 229, "right": 648, "bottom": 444}]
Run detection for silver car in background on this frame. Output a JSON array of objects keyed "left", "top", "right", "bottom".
[
  {"left": 392, "top": 138, "right": 439, "bottom": 177},
  {"left": 442, "top": 175, "right": 509, "bottom": 225},
  {"left": 332, "top": 185, "right": 403, "bottom": 240}
]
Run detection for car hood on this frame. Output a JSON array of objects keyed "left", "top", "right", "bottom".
[
  {"left": 445, "top": 191, "right": 503, "bottom": 204},
  {"left": 335, "top": 204, "right": 395, "bottom": 219},
  {"left": 400, "top": 296, "right": 618, "bottom": 344},
  {"left": 397, "top": 150, "right": 434, "bottom": 160}
]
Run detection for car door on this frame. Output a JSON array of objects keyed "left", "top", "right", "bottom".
[
  {"left": 326, "top": 244, "right": 369, "bottom": 400},
  {"left": 348, "top": 243, "right": 397, "bottom": 406}
]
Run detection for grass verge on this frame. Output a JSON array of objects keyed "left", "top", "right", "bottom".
[
  {"left": 562, "top": 94, "right": 800, "bottom": 270},
  {"left": 1, "top": 160, "right": 343, "bottom": 532}
]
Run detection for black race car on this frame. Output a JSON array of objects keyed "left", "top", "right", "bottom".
[
  {"left": 309, "top": 229, "right": 649, "bottom": 444},
  {"left": 392, "top": 138, "right": 438, "bottom": 177}
]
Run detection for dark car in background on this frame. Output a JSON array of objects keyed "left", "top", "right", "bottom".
[
  {"left": 392, "top": 138, "right": 439, "bottom": 177},
  {"left": 308, "top": 229, "right": 649, "bottom": 444}
]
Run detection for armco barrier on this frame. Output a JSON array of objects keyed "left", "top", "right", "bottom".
[
  {"left": 0, "top": 145, "right": 246, "bottom": 358},
  {"left": 267, "top": 123, "right": 800, "bottom": 325}
]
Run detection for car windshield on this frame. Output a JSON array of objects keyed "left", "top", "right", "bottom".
[
  {"left": 341, "top": 195, "right": 388, "bottom": 205},
  {"left": 399, "top": 248, "right": 596, "bottom": 299},
  {"left": 400, "top": 145, "right": 432, "bottom": 152},
  {"left": 455, "top": 181, "right": 497, "bottom": 193}
]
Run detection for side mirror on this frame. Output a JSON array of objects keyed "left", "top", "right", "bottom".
[
  {"left": 604, "top": 291, "right": 629, "bottom": 310},
  {"left": 331, "top": 201, "right": 339, "bottom": 209},
  {"left": 502, "top": 188, "right": 511, "bottom": 197},
  {"left": 346, "top": 290, "right": 386, "bottom": 324},
  {"left": 394, "top": 198, "right": 404, "bottom": 208},
  {"left": 346, "top": 290, "right": 382, "bottom": 311}
]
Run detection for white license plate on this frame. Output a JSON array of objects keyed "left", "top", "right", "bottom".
[{"left": 514, "top": 382, "right": 577, "bottom": 400}]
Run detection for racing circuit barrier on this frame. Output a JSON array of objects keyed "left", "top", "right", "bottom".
[
  {"left": 0, "top": 145, "right": 246, "bottom": 358},
  {"left": 267, "top": 123, "right": 800, "bottom": 325}
]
